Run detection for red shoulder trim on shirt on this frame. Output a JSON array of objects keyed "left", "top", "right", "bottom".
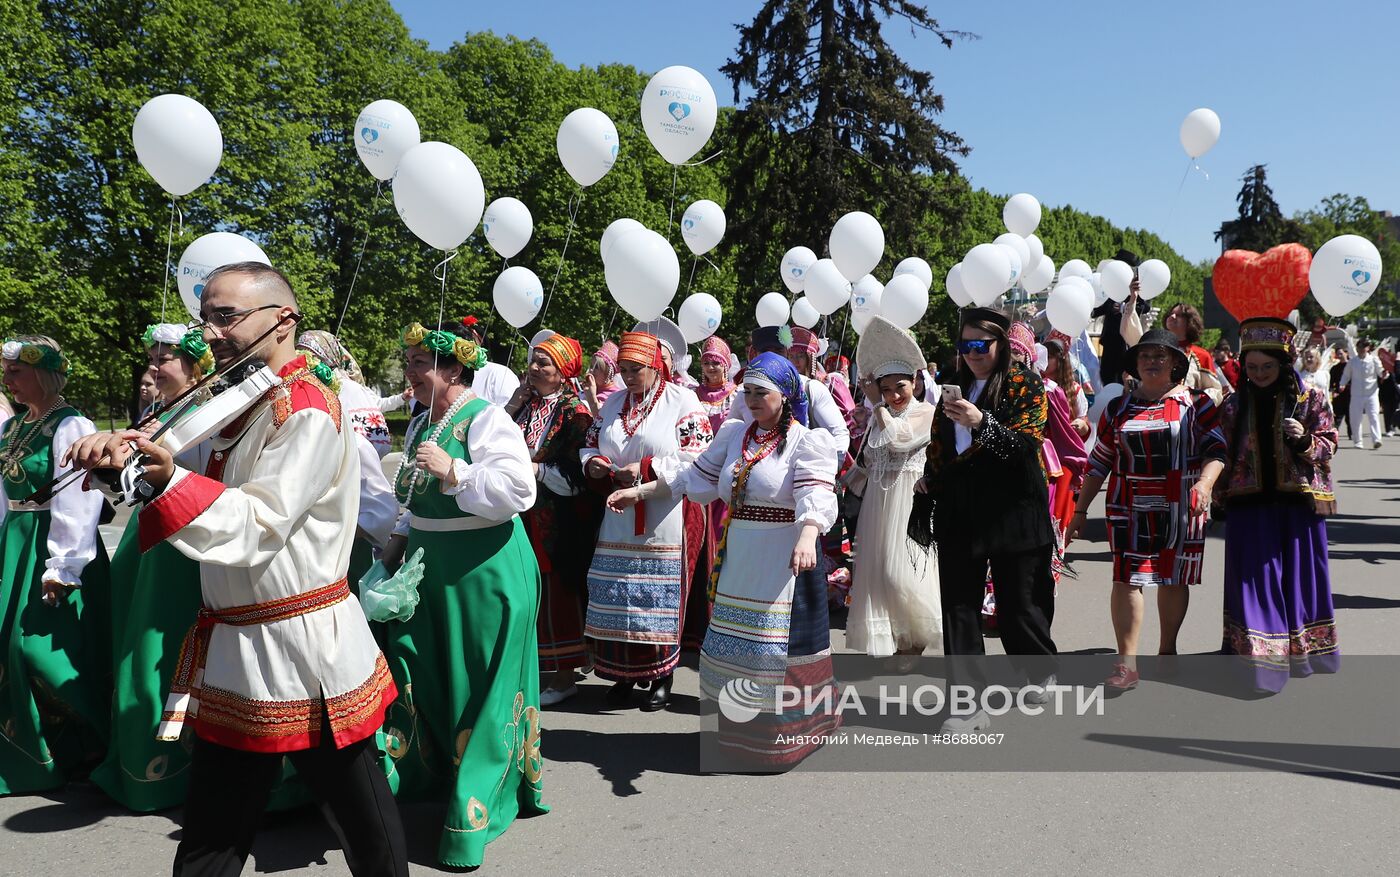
[
  {"left": 272, "top": 361, "right": 343, "bottom": 433},
  {"left": 139, "top": 472, "right": 226, "bottom": 552}
]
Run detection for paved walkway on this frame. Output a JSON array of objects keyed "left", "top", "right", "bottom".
[{"left": 4, "top": 444, "right": 1397, "bottom": 875}]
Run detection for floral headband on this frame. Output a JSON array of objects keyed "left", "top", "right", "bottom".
[
  {"left": 2, "top": 339, "right": 71, "bottom": 375},
  {"left": 400, "top": 323, "right": 488, "bottom": 371},
  {"left": 143, "top": 323, "right": 216, "bottom": 376}
]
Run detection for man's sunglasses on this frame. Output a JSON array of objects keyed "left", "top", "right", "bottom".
[{"left": 957, "top": 339, "right": 994, "bottom": 355}]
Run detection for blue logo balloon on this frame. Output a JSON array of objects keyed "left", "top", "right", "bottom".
[
  {"left": 668, "top": 102, "right": 691, "bottom": 121},
  {"left": 360, "top": 127, "right": 379, "bottom": 144}
]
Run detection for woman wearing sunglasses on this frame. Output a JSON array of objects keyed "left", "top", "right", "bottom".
[{"left": 921, "top": 308, "right": 1057, "bottom": 731}]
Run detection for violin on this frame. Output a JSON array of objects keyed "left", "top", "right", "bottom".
[
  {"left": 119, "top": 359, "right": 282, "bottom": 505},
  {"left": 21, "top": 313, "right": 301, "bottom": 507}
]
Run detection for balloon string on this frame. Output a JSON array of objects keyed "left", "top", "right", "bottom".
[
  {"left": 685, "top": 256, "right": 699, "bottom": 294},
  {"left": 541, "top": 188, "right": 582, "bottom": 322},
  {"left": 666, "top": 165, "right": 679, "bottom": 241},
  {"left": 159, "top": 197, "right": 179, "bottom": 324},
  {"left": 603, "top": 305, "right": 619, "bottom": 346},
  {"left": 833, "top": 310, "right": 849, "bottom": 362},
  {"left": 682, "top": 149, "right": 724, "bottom": 167},
  {"left": 1164, "top": 157, "right": 1193, "bottom": 236},
  {"left": 427, "top": 248, "right": 459, "bottom": 420},
  {"left": 334, "top": 179, "right": 384, "bottom": 336}
]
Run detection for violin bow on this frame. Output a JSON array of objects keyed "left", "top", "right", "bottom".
[{"left": 21, "top": 313, "right": 302, "bottom": 506}]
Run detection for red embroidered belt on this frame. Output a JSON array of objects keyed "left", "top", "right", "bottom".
[
  {"left": 729, "top": 504, "right": 795, "bottom": 523},
  {"left": 168, "top": 578, "right": 350, "bottom": 700}
]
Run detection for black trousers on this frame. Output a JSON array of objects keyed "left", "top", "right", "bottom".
[
  {"left": 173, "top": 713, "right": 408, "bottom": 877},
  {"left": 938, "top": 543, "right": 1058, "bottom": 688}
]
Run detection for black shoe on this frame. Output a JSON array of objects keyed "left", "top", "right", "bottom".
[
  {"left": 605, "top": 681, "right": 636, "bottom": 708},
  {"left": 642, "top": 674, "right": 673, "bottom": 712}
]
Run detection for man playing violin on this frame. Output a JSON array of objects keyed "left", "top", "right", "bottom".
[{"left": 66, "top": 262, "right": 407, "bottom": 877}]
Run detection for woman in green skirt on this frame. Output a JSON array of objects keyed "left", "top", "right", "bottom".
[
  {"left": 0, "top": 335, "right": 111, "bottom": 795},
  {"left": 381, "top": 321, "right": 547, "bottom": 869},
  {"left": 90, "top": 324, "right": 212, "bottom": 811}
]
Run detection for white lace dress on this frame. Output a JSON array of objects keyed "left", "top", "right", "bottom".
[{"left": 846, "top": 400, "right": 943, "bottom": 656}]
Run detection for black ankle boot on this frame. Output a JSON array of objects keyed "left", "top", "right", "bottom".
[
  {"left": 605, "top": 680, "right": 635, "bottom": 707},
  {"left": 642, "top": 674, "right": 672, "bottom": 712}
]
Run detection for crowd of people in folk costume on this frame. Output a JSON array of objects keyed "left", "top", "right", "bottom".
[{"left": 0, "top": 248, "right": 1373, "bottom": 873}]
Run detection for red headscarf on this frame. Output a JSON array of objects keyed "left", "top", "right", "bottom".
[{"left": 536, "top": 333, "right": 584, "bottom": 379}]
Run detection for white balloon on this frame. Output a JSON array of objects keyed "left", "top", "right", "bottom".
[
  {"left": 755, "top": 292, "right": 790, "bottom": 328},
  {"left": 1086, "top": 381, "right": 1126, "bottom": 451},
  {"left": 780, "top": 246, "right": 818, "bottom": 293},
  {"left": 1310, "top": 234, "right": 1383, "bottom": 316},
  {"left": 557, "top": 107, "right": 619, "bottom": 187},
  {"left": 893, "top": 257, "right": 933, "bottom": 289},
  {"left": 1100, "top": 259, "right": 1135, "bottom": 302},
  {"left": 678, "top": 292, "right": 723, "bottom": 343},
  {"left": 177, "top": 232, "right": 270, "bottom": 319},
  {"left": 849, "top": 274, "right": 885, "bottom": 335},
  {"left": 482, "top": 197, "right": 533, "bottom": 259},
  {"left": 601, "top": 218, "right": 644, "bottom": 263},
  {"left": 1087, "top": 272, "right": 1105, "bottom": 306},
  {"left": 132, "top": 94, "right": 222, "bottom": 196},
  {"left": 1003, "top": 193, "right": 1041, "bottom": 236},
  {"left": 1023, "top": 234, "right": 1045, "bottom": 274},
  {"left": 1022, "top": 255, "right": 1055, "bottom": 294},
  {"left": 945, "top": 263, "right": 973, "bottom": 307},
  {"left": 791, "top": 295, "right": 820, "bottom": 329},
  {"left": 604, "top": 228, "right": 680, "bottom": 321},
  {"left": 492, "top": 266, "right": 544, "bottom": 328},
  {"left": 353, "top": 99, "right": 421, "bottom": 182},
  {"left": 881, "top": 273, "right": 928, "bottom": 330},
  {"left": 829, "top": 211, "right": 885, "bottom": 282},
  {"left": 804, "top": 258, "right": 852, "bottom": 315},
  {"left": 1059, "top": 258, "right": 1093, "bottom": 281},
  {"left": 1138, "top": 259, "right": 1172, "bottom": 299},
  {"left": 393, "top": 142, "right": 485, "bottom": 250},
  {"left": 1179, "top": 108, "right": 1221, "bottom": 159},
  {"left": 680, "top": 199, "right": 726, "bottom": 256},
  {"left": 963, "top": 243, "right": 1013, "bottom": 307},
  {"left": 999, "top": 245, "right": 1024, "bottom": 290},
  {"left": 995, "top": 233, "right": 1030, "bottom": 279},
  {"left": 1046, "top": 279, "right": 1095, "bottom": 336},
  {"left": 640, "top": 66, "right": 717, "bottom": 165}
]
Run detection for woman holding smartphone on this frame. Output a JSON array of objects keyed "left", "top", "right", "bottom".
[{"left": 922, "top": 308, "right": 1057, "bottom": 731}]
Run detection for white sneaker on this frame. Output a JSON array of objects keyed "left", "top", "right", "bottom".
[
  {"left": 540, "top": 684, "right": 578, "bottom": 707},
  {"left": 1353, "top": 443, "right": 1365, "bottom": 450},
  {"left": 1021, "top": 674, "right": 1057, "bottom": 705},
  {"left": 941, "top": 709, "right": 990, "bottom": 732}
]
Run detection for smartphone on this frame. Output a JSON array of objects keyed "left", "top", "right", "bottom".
[{"left": 940, "top": 384, "right": 964, "bottom": 405}]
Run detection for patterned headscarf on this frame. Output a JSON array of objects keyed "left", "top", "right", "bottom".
[
  {"left": 700, "top": 335, "right": 731, "bottom": 365},
  {"left": 743, "top": 351, "right": 808, "bottom": 426},
  {"left": 1008, "top": 321, "right": 1037, "bottom": 364},
  {"left": 535, "top": 333, "right": 584, "bottom": 379},
  {"left": 618, "top": 331, "right": 662, "bottom": 369}
]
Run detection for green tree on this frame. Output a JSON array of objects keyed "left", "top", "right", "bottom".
[
  {"left": 1214, "top": 164, "right": 1303, "bottom": 253},
  {"left": 722, "top": 0, "right": 971, "bottom": 324}
]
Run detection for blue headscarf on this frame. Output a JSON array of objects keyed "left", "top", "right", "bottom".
[{"left": 742, "top": 351, "right": 808, "bottom": 426}]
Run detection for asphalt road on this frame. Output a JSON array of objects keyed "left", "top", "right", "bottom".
[{"left": 4, "top": 443, "right": 1397, "bottom": 875}]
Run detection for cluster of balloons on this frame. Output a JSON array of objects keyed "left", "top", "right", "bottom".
[
  {"left": 952, "top": 193, "right": 1046, "bottom": 308},
  {"left": 772, "top": 212, "right": 933, "bottom": 334}
]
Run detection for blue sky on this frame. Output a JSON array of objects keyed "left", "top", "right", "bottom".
[{"left": 392, "top": 0, "right": 1397, "bottom": 264}]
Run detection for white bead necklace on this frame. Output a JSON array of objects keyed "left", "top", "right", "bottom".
[{"left": 395, "top": 388, "right": 472, "bottom": 498}]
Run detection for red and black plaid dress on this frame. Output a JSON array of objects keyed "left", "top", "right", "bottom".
[{"left": 1089, "top": 387, "right": 1224, "bottom": 587}]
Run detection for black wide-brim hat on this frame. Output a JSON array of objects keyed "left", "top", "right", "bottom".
[{"left": 1125, "top": 327, "right": 1189, "bottom": 379}]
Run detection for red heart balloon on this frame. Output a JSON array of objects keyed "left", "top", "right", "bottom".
[{"left": 1212, "top": 244, "right": 1313, "bottom": 322}]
